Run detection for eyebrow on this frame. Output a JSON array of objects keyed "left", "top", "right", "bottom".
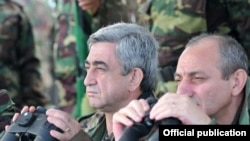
[
  {"left": 85, "top": 60, "right": 109, "bottom": 69},
  {"left": 174, "top": 71, "right": 206, "bottom": 77}
]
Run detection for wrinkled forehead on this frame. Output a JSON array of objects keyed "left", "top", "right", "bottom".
[
  {"left": 87, "top": 42, "right": 119, "bottom": 65},
  {"left": 183, "top": 38, "right": 220, "bottom": 61},
  {"left": 176, "top": 40, "right": 221, "bottom": 74}
]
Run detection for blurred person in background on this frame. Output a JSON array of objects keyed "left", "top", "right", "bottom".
[
  {"left": 138, "top": 0, "right": 250, "bottom": 98},
  {"left": 18, "top": 0, "right": 55, "bottom": 108},
  {"left": 0, "top": 0, "right": 48, "bottom": 110},
  {"left": 51, "top": 0, "right": 99, "bottom": 117}
]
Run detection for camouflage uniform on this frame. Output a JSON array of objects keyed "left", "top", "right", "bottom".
[
  {"left": 95, "top": 0, "right": 141, "bottom": 27},
  {"left": 52, "top": 0, "right": 80, "bottom": 113},
  {"left": 140, "top": 0, "right": 250, "bottom": 67},
  {"left": 79, "top": 111, "right": 109, "bottom": 141},
  {"left": 18, "top": 0, "right": 55, "bottom": 103},
  {"left": 77, "top": 92, "right": 154, "bottom": 141},
  {"left": 0, "top": 0, "right": 47, "bottom": 109},
  {"left": 76, "top": 77, "right": 250, "bottom": 140},
  {"left": 78, "top": 111, "right": 157, "bottom": 141},
  {"left": 138, "top": 0, "right": 250, "bottom": 97},
  {"left": 0, "top": 89, "right": 16, "bottom": 138},
  {"left": 52, "top": 0, "right": 95, "bottom": 114},
  {"left": 77, "top": 77, "right": 250, "bottom": 140}
]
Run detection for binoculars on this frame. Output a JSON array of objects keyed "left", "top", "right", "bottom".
[
  {"left": 119, "top": 97, "right": 182, "bottom": 141},
  {"left": 0, "top": 106, "right": 62, "bottom": 141}
]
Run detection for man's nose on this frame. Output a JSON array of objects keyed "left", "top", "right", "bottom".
[
  {"left": 84, "top": 70, "right": 96, "bottom": 86},
  {"left": 176, "top": 80, "right": 193, "bottom": 96}
]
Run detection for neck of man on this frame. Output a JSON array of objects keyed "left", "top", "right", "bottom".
[{"left": 105, "top": 112, "right": 114, "bottom": 136}]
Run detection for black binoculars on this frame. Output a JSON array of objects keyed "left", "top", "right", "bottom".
[
  {"left": 119, "top": 97, "right": 182, "bottom": 141},
  {"left": 0, "top": 106, "right": 62, "bottom": 141}
]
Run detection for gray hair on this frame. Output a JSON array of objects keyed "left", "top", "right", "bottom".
[
  {"left": 186, "top": 33, "right": 249, "bottom": 80},
  {"left": 87, "top": 22, "right": 159, "bottom": 92}
]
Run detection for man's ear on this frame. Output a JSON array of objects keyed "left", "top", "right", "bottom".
[
  {"left": 128, "top": 68, "right": 143, "bottom": 91},
  {"left": 231, "top": 69, "right": 248, "bottom": 96}
]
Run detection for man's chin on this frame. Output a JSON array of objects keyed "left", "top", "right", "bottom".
[{"left": 89, "top": 101, "right": 101, "bottom": 108}]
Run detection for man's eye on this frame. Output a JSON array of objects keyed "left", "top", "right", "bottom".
[
  {"left": 192, "top": 77, "right": 205, "bottom": 83},
  {"left": 174, "top": 78, "right": 181, "bottom": 82},
  {"left": 175, "top": 79, "right": 180, "bottom": 82},
  {"left": 96, "top": 67, "right": 106, "bottom": 72},
  {"left": 194, "top": 77, "right": 203, "bottom": 80}
]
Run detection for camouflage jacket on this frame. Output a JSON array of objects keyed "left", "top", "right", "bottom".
[
  {"left": 52, "top": 0, "right": 94, "bottom": 114},
  {"left": 139, "top": 0, "right": 250, "bottom": 96},
  {"left": 52, "top": 0, "right": 77, "bottom": 113},
  {"left": 139, "top": 0, "right": 250, "bottom": 68},
  {"left": 0, "top": 89, "right": 15, "bottom": 138},
  {"left": 75, "top": 92, "right": 155, "bottom": 141},
  {"left": 0, "top": 0, "right": 47, "bottom": 109},
  {"left": 80, "top": 111, "right": 109, "bottom": 141},
  {"left": 95, "top": 0, "right": 142, "bottom": 27},
  {"left": 18, "top": 0, "right": 55, "bottom": 100}
]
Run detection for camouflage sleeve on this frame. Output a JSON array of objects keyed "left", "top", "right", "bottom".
[{"left": 0, "top": 89, "right": 15, "bottom": 137}]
